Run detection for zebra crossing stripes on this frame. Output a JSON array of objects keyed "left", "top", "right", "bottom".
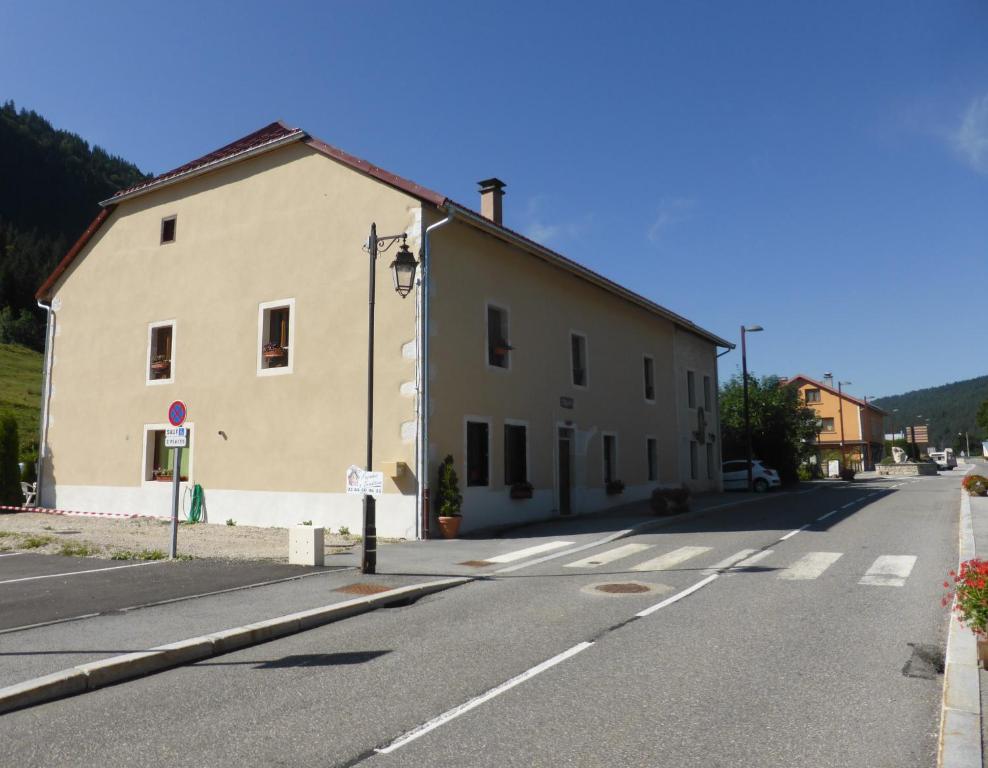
[
  {"left": 778, "top": 552, "right": 843, "bottom": 580},
  {"left": 859, "top": 555, "right": 917, "bottom": 587},
  {"left": 700, "top": 549, "right": 758, "bottom": 575},
  {"left": 484, "top": 541, "right": 575, "bottom": 564},
  {"left": 563, "top": 543, "right": 653, "bottom": 569},
  {"left": 631, "top": 546, "right": 712, "bottom": 572}
]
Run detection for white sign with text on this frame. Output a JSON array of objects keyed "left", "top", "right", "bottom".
[{"left": 346, "top": 465, "right": 383, "bottom": 496}]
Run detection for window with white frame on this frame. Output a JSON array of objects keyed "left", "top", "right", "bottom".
[
  {"left": 687, "top": 370, "right": 696, "bottom": 408},
  {"left": 145, "top": 427, "right": 191, "bottom": 481},
  {"left": 466, "top": 420, "right": 490, "bottom": 486},
  {"left": 603, "top": 434, "right": 617, "bottom": 484},
  {"left": 647, "top": 437, "right": 658, "bottom": 482},
  {"left": 643, "top": 355, "right": 655, "bottom": 401},
  {"left": 504, "top": 423, "right": 528, "bottom": 485},
  {"left": 147, "top": 322, "right": 174, "bottom": 383},
  {"left": 487, "top": 305, "right": 510, "bottom": 369},
  {"left": 805, "top": 388, "right": 821, "bottom": 403},
  {"left": 571, "top": 333, "right": 588, "bottom": 387},
  {"left": 258, "top": 299, "right": 294, "bottom": 374},
  {"left": 820, "top": 417, "right": 835, "bottom": 432}
]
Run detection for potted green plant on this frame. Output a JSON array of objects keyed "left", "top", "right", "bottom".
[
  {"left": 510, "top": 481, "right": 533, "bottom": 500},
  {"left": 436, "top": 454, "right": 462, "bottom": 538},
  {"left": 153, "top": 467, "right": 173, "bottom": 482},
  {"left": 650, "top": 485, "right": 691, "bottom": 516}
]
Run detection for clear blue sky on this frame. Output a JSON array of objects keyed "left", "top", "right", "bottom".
[{"left": 3, "top": 1, "right": 986, "bottom": 398}]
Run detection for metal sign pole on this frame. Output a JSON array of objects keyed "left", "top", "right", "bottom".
[{"left": 169, "top": 445, "right": 182, "bottom": 559}]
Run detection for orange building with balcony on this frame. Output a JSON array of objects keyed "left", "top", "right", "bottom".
[{"left": 788, "top": 374, "right": 887, "bottom": 471}]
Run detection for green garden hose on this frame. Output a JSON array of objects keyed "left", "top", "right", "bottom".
[{"left": 184, "top": 483, "right": 206, "bottom": 523}]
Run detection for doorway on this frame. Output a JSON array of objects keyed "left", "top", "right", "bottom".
[{"left": 558, "top": 427, "right": 573, "bottom": 515}]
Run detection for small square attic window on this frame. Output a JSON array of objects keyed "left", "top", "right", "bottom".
[{"left": 161, "top": 216, "right": 177, "bottom": 244}]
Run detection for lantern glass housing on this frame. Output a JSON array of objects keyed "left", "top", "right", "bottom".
[{"left": 390, "top": 242, "right": 418, "bottom": 298}]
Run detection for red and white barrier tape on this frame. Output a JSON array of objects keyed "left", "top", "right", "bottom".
[{"left": 0, "top": 505, "right": 168, "bottom": 521}]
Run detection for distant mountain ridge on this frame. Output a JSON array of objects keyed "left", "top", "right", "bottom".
[
  {"left": 872, "top": 375, "right": 988, "bottom": 451},
  {"left": 0, "top": 101, "right": 149, "bottom": 348}
]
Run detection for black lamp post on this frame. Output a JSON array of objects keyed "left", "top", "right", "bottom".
[
  {"left": 741, "top": 324, "right": 763, "bottom": 491},
  {"left": 361, "top": 223, "right": 417, "bottom": 574}
]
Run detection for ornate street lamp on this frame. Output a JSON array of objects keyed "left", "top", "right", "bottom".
[{"left": 360, "top": 223, "right": 418, "bottom": 575}]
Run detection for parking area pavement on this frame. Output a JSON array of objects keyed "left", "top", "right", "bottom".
[{"left": 0, "top": 552, "right": 349, "bottom": 631}]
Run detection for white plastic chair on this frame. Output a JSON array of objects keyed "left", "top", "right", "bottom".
[{"left": 20, "top": 482, "right": 37, "bottom": 507}]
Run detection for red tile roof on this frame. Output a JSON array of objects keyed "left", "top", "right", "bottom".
[
  {"left": 34, "top": 121, "right": 733, "bottom": 347},
  {"left": 108, "top": 121, "right": 305, "bottom": 201}
]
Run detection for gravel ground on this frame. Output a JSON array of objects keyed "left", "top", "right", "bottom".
[{"left": 0, "top": 512, "right": 364, "bottom": 561}]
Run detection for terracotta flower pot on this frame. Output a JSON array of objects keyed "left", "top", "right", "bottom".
[
  {"left": 263, "top": 348, "right": 286, "bottom": 360},
  {"left": 436, "top": 516, "right": 462, "bottom": 539}
]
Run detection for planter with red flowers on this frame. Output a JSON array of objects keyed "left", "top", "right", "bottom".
[
  {"left": 944, "top": 558, "right": 988, "bottom": 667},
  {"left": 262, "top": 343, "right": 287, "bottom": 367},
  {"left": 150, "top": 354, "right": 171, "bottom": 379}
]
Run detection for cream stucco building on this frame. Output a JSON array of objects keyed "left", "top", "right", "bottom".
[{"left": 35, "top": 122, "right": 732, "bottom": 538}]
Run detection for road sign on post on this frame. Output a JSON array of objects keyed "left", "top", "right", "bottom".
[{"left": 166, "top": 401, "right": 187, "bottom": 559}]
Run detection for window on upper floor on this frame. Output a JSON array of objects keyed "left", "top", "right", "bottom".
[
  {"left": 687, "top": 370, "right": 696, "bottom": 408},
  {"left": 160, "top": 215, "right": 177, "bottom": 244},
  {"left": 487, "top": 305, "right": 510, "bottom": 369},
  {"left": 805, "top": 388, "right": 821, "bottom": 403},
  {"left": 706, "top": 442, "right": 715, "bottom": 480},
  {"left": 504, "top": 423, "right": 528, "bottom": 486},
  {"left": 147, "top": 323, "right": 174, "bottom": 383},
  {"left": 703, "top": 375, "right": 712, "bottom": 410},
  {"left": 690, "top": 440, "right": 698, "bottom": 480},
  {"left": 820, "top": 417, "right": 835, "bottom": 432},
  {"left": 466, "top": 420, "right": 490, "bottom": 486},
  {"left": 643, "top": 356, "right": 655, "bottom": 401},
  {"left": 258, "top": 299, "right": 294, "bottom": 375},
  {"left": 571, "top": 333, "right": 588, "bottom": 387}
]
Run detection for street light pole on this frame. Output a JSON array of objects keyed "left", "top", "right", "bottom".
[
  {"left": 360, "top": 223, "right": 418, "bottom": 575},
  {"left": 837, "top": 380, "right": 851, "bottom": 470},
  {"left": 741, "top": 324, "right": 763, "bottom": 491}
]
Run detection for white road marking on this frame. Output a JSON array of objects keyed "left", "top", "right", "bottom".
[
  {"left": 0, "top": 560, "right": 164, "bottom": 585},
  {"left": 817, "top": 510, "right": 838, "bottom": 521},
  {"left": 730, "top": 550, "right": 775, "bottom": 570},
  {"left": 564, "top": 543, "right": 653, "bottom": 569},
  {"left": 631, "top": 546, "right": 712, "bottom": 572},
  {"left": 779, "top": 524, "right": 810, "bottom": 541},
  {"left": 485, "top": 541, "right": 575, "bottom": 563},
  {"left": 840, "top": 501, "right": 856, "bottom": 509},
  {"left": 0, "top": 552, "right": 24, "bottom": 558},
  {"left": 376, "top": 641, "right": 594, "bottom": 754},
  {"left": 701, "top": 549, "right": 757, "bottom": 575},
  {"left": 636, "top": 574, "right": 719, "bottom": 617},
  {"left": 859, "top": 555, "right": 917, "bottom": 587},
  {"left": 778, "top": 552, "right": 843, "bottom": 580}
]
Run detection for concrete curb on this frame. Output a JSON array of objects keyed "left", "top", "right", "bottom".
[
  {"left": 0, "top": 576, "right": 470, "bottom": 715},
  {"left": 938, "top": 489, "right": 982, "bottom": 767}
]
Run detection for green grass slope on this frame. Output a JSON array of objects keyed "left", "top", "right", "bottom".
[{"left": 0, "top": 343, "right": 43, "bottom": 458}]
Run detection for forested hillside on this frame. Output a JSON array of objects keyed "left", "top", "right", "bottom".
[
  {"left": 872, "top": 375, "right": 988, "bottom": 452},
  {"left": 0, "top": 101, "right": 148, "bottom": 348}
]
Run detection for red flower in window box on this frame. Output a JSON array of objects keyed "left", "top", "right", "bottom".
[{"left": 262, "top": 343, "right": 286, "bottom": 361}]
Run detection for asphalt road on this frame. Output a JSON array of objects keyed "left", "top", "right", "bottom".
[
  {"left": 0, "top": 553, "right": 344, "bottom": 630},
  {"left": 0, "top": 475, "right": 958, "bottom": 767}
]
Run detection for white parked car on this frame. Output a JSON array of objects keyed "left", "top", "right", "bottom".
[
  {"left": 722, "top": 459, "right": 781, "bottom": 492},
  {"left": 929, "top": 449, "right": 957, "bottom": 471}
]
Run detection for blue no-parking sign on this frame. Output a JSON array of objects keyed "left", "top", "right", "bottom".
[{"left": 168, "top": 400, "right": 187, "bottom": 427}]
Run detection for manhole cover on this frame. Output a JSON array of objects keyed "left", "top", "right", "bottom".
[
  {"left": 335, "top": 583, "right": 392, "bottom": 595},
  {"left": 595, "top": 583, "right": 651, "bottom": 594},
  {"left": 459, "top": 560, "right": 493, "bottom": 568}
]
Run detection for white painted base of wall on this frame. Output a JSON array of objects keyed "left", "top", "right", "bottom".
[
  {"left": 44, "top": 484, "right": 419, "bottom": 540},
  {"left": 457, "top": 481, "right": 676, "bottom": 534}
]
